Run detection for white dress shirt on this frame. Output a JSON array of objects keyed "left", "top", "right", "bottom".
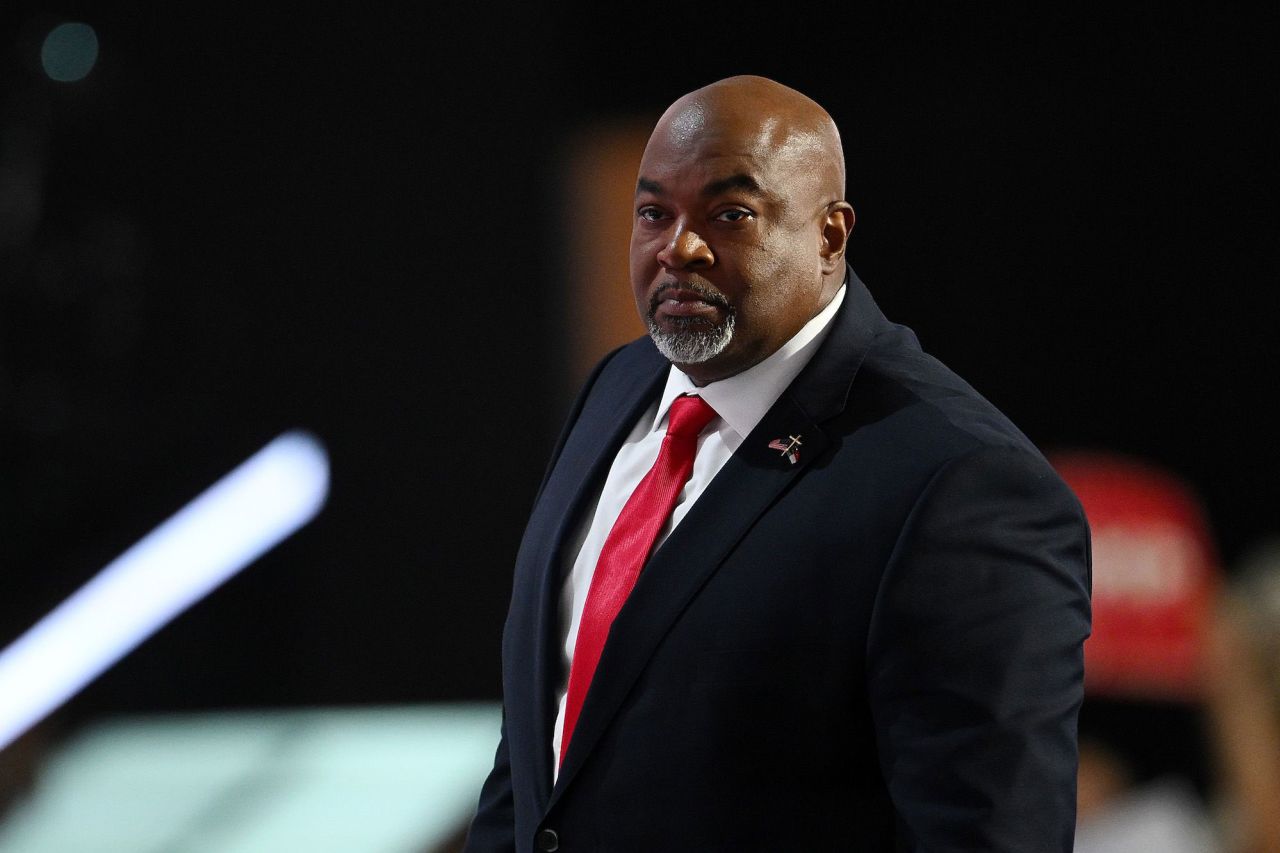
[{"left": 550, "top": 285, "right": 846, "bottom": 777}]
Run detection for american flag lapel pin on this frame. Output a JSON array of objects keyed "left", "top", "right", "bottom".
[{"left": 767, "top": 435, "right": 802, "bottom": 465}]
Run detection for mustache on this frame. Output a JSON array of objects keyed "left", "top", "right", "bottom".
[{"left": 648, "top": 280, "right": 732, "bottom": 313}]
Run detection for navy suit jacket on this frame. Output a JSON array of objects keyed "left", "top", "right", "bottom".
[{"left": 467, "top": 271, "right": 1091, "bottom": 852}]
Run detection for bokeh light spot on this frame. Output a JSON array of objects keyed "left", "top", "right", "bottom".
[{"left": 41, "top": 22, "right": 99, "bottom": 83}]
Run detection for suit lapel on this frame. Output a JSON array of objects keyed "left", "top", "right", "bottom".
[
  {"left": 519, "top": 345, "right": 668, "bottom": 805},
  {"left": 548, "top": 271, "right": 884, "bottom": 803},
  {"left": 550, "top": 394, "right": 825, "bottom": 801}
]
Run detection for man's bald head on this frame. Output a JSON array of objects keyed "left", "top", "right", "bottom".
[
  {"left": 630, "top": 76, "right": 856, "bottom": 385},
  {"left": 649, "top": 75, "right": 846, "bottom": 204}
]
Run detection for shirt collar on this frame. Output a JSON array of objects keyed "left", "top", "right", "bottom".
[{"left": 652, "top": 283, "right": 847, "bottom": 439}]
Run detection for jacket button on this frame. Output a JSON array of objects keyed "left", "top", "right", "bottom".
[{"left": 536, "top": 828, "right": 560, "bottom": 851}]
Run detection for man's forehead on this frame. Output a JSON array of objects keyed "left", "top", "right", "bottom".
[
  {"left": 664, "top": 99, "right": 709, "bottom": 147},
  {"left": 636, "top": 138, "right": 816, "bottom": 206},
  {"left": 646, "top": 109, "right": 783, "bottom": 161},
  {"left": 635, "top": 170, "right": 766, "bottom": 198},
  {"left": 643, "top": 78, "right": 845, "bottom": 201},
  {"left": 638, "top": 126, "right": 775, "bottom": 184},
  {"left": 643, "top": 114, "right": 825, "bottom": 177}
]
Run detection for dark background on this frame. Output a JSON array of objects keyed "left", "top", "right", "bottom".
[{"left": 3, "top": 4, "right": 1276, "bottom": 728}]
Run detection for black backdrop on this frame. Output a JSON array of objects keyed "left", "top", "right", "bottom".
[{"left": 2, "top": 4, "right": 1276, "bottom": 724}]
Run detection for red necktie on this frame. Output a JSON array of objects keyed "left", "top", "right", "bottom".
[{"left": 559, "top": 394, "right": 718, "bottom": 767}]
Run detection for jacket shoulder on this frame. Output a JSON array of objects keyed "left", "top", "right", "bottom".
[{"left": 856, "top": 322, "right": 1045, "bottom": 461}]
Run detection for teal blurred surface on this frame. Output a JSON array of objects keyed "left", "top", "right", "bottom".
[{"left": 0, "top": 704, "right": 500, "bottom": 853}]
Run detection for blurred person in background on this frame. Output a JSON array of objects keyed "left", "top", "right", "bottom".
[
  {"left": 1204, "top": 538, "right": 1280, "bottom": 853},
  {"left": 1054, "top": 453, "right": 1280, "bottom": 853}
]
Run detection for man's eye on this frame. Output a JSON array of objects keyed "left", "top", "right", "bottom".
[
  {"left": 715, "top": 209, "right": 753, "bottom": 222},
  {"left": 638, "top": 207, "right": 665, "bottom": 222}
]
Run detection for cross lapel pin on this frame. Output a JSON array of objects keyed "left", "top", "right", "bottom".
[{"left": 766, "top": 435, "right": 802, "bottom": 465}]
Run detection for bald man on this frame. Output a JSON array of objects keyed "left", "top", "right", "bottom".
[{"left": 467, "top": 77, "right": 1091, "bottom": 852}]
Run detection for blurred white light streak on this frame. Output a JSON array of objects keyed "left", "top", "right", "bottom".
[{"left": 0, "top": 432, "right": 330, "bottom": 752}]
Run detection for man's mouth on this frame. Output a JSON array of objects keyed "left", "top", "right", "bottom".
[{"left": 649, "top": 283, "right": 731, "bottom": 321}]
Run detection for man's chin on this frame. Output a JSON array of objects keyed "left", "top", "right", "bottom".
[{"left": 646, "top": 315, "right": 735, "bottom": 366}]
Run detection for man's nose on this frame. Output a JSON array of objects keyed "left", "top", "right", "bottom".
[{"left": 656, "top": 227, "right": 713, "bottom": 270}]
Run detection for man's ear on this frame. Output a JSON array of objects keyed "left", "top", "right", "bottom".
[{"left": 819, "top": 203, "right": 855, "bottom": 273}]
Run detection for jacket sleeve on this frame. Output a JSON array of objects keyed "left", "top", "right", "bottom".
[
  {"left": 867, "top": 445, "right": 1092, "bottom": 852},
  {"left": 463, "top": 709, "right": 517, "bottom": 853}
]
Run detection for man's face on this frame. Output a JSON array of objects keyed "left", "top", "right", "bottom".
[{"left": 629, "top": 112, "right": 831, "bottom": 385}]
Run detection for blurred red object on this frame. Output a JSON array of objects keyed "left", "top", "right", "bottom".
[{"left": 1052, "top": 451, "right": 1220, "bottom": 702}]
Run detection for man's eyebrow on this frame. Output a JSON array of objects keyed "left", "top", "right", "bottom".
[{"left": 636, "top": 177, "right": 662, "bottom": 196}]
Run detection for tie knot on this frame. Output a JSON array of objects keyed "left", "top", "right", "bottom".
[{"left": 666, "top": 394, "right": 718, "bottom": 441}]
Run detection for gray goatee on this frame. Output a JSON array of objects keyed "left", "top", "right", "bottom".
[{"left": 647, "top": 312, "right": 736, "bottom": 364}]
